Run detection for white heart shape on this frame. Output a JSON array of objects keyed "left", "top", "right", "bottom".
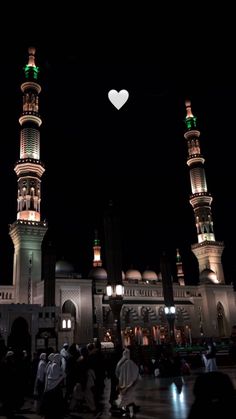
[{"left": 108, "top": 89, "right": 129, "bottom": 110}]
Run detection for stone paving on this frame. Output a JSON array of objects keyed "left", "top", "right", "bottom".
[{"left": 1, "top": 367, "right": 236, "bottom": 419}]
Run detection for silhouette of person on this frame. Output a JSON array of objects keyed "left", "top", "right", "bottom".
[{"left": 187, "top": 371, "right": 236, "bottom": 418}]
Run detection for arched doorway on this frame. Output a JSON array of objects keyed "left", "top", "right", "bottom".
[
  {"left": 62, "top": 300, "right": 76, "bottom": 318},
  {"left": 8, "top": 317, "right": 31, "bottom": 355},
  {"left": 62, "top": 299, "right": 76, "bottom": 340}
]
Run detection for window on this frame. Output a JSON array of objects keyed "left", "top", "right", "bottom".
[
  {"left": 62, "top": 319, "right": 66, "bottom": 329},
  {"left": 67, "top": 319, "right": 72, "bottom": 329}
]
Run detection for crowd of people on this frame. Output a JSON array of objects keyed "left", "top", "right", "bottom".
[
  {"left": 0, "top": 339, "right": 142, "bottom": 418},
  {"left": 0, "top": 337, "right": 235, "bottom": 418}
]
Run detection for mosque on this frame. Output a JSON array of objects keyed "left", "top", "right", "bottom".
[{"left": 0, "top": 48, "right": 236, "bottom": 355}]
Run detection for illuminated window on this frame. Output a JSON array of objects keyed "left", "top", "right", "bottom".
[
  {"left": 62, "top": 319, "right": 66, "bottom": 329},
  {"left": 67, "top": 319, "right": 72, "bottom": 329}
]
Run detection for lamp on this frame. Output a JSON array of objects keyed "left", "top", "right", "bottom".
[
  {"left": 164, "top": 305, "right": 176, "bottom": 342},
  {"left": 106, "top": 281, "right": 124, "bottom": 346},
  {"left": 106, "top": 283, "right": 124, "bottom": 298}
]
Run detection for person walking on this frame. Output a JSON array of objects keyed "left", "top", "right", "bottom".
[
  {"left": 43, "top": 353, "right": 65, "bottom": 419},
  {"left": 115, "top": 348, "right": 140, "bottom": 418},
  {"left": 33, "top": 352, "right": 47, "bottom": 414},
  {"left": 205, "top": 338, "right": 217, "bottom": 372}
]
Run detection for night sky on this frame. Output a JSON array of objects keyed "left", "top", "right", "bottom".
[{"left": 0, "top": 16, "right": 236, "bottom": 286}]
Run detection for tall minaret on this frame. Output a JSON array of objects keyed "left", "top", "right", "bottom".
[
  {"left": 176, "top": 248, "right": 185, "bottom": 286},
  {"left": 93, "top": 230, "right": 102, "bottom": 267},
  {"left": 9, "top": 47, "right": 48, "bottom": 303},
  {"left": 184, "top": 100, "right": 224, "bottom": 284}
]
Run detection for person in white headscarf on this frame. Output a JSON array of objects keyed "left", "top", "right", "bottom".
[
  {"left": 43, "top": 353, "right": 66, "bottom": 419},
  {"left": 60, "top": 342, "right": 70, "bottom": 373},
  {"left": 34, "top": 352, "right": 47, "bottom": 414},
  {"left": 115, "top": 348, "right": 140, "bottom": 418}
]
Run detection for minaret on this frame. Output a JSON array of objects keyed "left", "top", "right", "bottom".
[
  {"left": 9, "top": 47, "right": 48, "bottom": 303},
  {"left": 184, "top": 100, "right": 224, "bottom": 283},
  {"left": 176, "top": 248, "right": 185, "bottom": 286},
  {"left": 93, "top": 230, "right": 102, "bottom": 267}
]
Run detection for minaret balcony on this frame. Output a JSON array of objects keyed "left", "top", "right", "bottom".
[
  {"left": 187, "top": 155, "right": 205, "bottom": 166},
  {"left": 184, "top": 129, "right": 200, "bottom": 139},
  {"left": 19, "top": 114, "right": 42, "bottom": 127},
  {"left": 11, "top": 219, "right": 47, "bottom": 228},
  {"left": 14, "top": 159, "right": 45, "bottom": 177},
  {"left": 192, "top": 240, "right": 224, "bottom": 249},
  {"left": 21, "top": 81, "right": 41, "bottom": 94},
  {"left": 190, "top": 193, "right": 212, "bottom": 207},
  {"left": 21, "top": 111, "right": 41, "bottom": 118}
]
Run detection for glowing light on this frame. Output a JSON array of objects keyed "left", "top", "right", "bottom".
[
  {"left": 116, "top": 284, "right": 124, "bottom": 296},
  {"left": 164, "top": 306, "right": 176, "bottom": 314},
  {"left": 24, "top": 64, "right": 39, "bottom": 80},
  {"left": 62, "top": 319, "right": 66, "bottom": 329},
  {"left": 106, "top": 285, "right": 112, "bottom": 296},
  {"left": 17, "top": 211, "right": 40, "bottom": 222}
]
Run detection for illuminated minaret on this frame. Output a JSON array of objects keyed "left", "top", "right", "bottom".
[
  {"left": 184, "top": 100, "right": 224, "bottom": 284},
  {"left": 9, "top": 47, "right": 47, "bottom": 303},
  {"left": 93, "top": 230, "right": 102, "bottom": 267},
  {"left": 176, "top": 249, "right": 185, "bottom": 286}
]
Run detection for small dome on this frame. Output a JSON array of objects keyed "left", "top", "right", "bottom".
[
  {"left": 89, "top": 267, "right": 107, "bottom": 280},
  {"left": 125, "top": 269, "right": 142, "bottom": 281},
  {"left": 142, "top": 270, "right": 158, "bottom": 281},
  {"left": 199, "top": 268, "right": 218, "bottom": 284},
  {"left": 55, "top": 260, "right": 74, "bottom": 274}
]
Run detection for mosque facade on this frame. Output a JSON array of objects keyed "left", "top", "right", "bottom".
[{"left": 0, "top": 48, "right": 236, "bottom": 354}]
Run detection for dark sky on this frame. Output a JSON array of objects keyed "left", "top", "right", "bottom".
[{"left": 0, "top": 14, "right": 236, "bottom": 285}]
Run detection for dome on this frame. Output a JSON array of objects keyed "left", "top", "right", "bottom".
[
  {"left": 142, "top": 270, "right": 158, "bottom": 281},
  {"left": 125, "top": 269, "right": 142, "bottom": 281},
  {"left": 55, "top": 260, "right": 74, "bottom": 274},
  {"left": 88, "top": 267, "right": 107, "bottom": 280},
  {"left": 199, "top": 268, "right": 219, "bottom": 284}
]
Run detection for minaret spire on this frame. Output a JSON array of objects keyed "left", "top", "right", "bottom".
[
  {"left": 93, "top": 230, "right": 102, "bottom": 267},
  {"left": 15, "top": 46, "right": 44, "bottom": 222},
  {"left": 9, "top": 48, "right": 47, "bottom": 303},
  {"left": 184, "top": 100, "right": 225, "bottom": 283},
  {"left": 184, "top": 99, "right": 215, "bottom": 243}
]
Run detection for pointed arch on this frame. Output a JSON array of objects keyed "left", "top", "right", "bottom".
[
  {"left": 62, "top": 300, "right": 76, "bottom": 318},
  {"left": 121, "top": 306, "right": 139, "bottom": 325},
  {"left": 8, "top": 317, "right": 31, "bottom": 354},
  {"left": 141, "top": 306, "right": 157, "bottom": 324},
  {"left": 176, "top": 307, "right": 190, "bottom": 326}
]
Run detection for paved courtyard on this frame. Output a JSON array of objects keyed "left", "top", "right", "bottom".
[{"left": 1, "top": 367, "right": 236, "bottom": 419}]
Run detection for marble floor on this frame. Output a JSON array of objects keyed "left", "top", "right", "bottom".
[{"left": 1, "top": 367, "right": 236, "bottom": 419}]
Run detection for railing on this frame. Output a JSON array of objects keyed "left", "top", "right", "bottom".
[{"left": 0, "top": 287, "right": 14, "bottom": 301}]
